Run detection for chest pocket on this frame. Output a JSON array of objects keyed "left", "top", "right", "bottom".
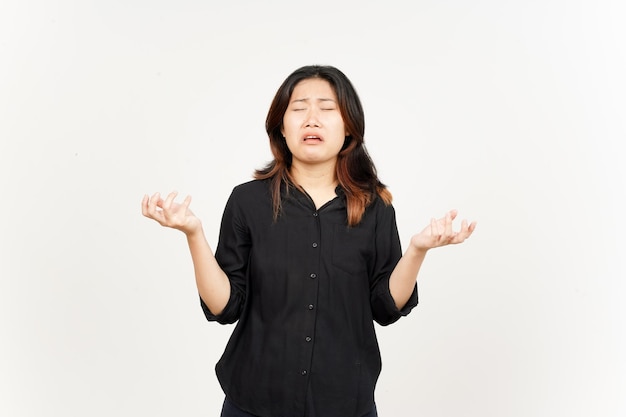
[{"left": 331, "top": 223, "right": 373, "bottom": 276}]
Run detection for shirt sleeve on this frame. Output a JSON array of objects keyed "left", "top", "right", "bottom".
[
  {"left": 369, "top": 202, "right": 418, "bottom": 326},
  {"left": 200, "top": 187, "right": 251, "bottom": 324}
]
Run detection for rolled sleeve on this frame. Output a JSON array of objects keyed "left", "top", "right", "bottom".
[
  {"left": 200, "top": 186, "right": 251, "bottom": 325},
  {"left": 369, "top": 202, "right": 418, "bottom": 326},
  {"left": 200, "top": 285, "right": 246, "bottom": 324},
  {"left": 371, "top": 279, "right": 418, "bottom": 326}
]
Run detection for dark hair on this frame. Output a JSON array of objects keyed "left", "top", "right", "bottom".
[{"left": 255, "top": 65, "right": 391, "bottom": 226}]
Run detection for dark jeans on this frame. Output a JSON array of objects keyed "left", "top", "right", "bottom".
[{"left": 220, "top": 397, "right": 378, "bottom": 417}]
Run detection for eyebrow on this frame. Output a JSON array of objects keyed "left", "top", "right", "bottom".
[{"left": 291, "top": 98, "right": 337, "bottom": 104}]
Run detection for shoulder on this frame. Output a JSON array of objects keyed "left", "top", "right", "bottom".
[
  {"left": 368, "top": 193, "right": 396, "bottom": 215},
  {"left": 221, "top": 179, "right": 273, "bottom": 225},
  {"left": 358, "top": 194, "right": 397, "bottom": 229},
  {"left": 224, "top": 179, "right": 273, "bottom": 217},
  {"left": 229, "top": 179, "right": 271, "bottom": 201}
]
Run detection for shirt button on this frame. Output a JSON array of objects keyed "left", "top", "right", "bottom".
[
  {"left": 305, "top": 336, "right": 312, "bottom": 342},
  {"left": 301, "top": 370, "right": 308, "bottom": 376},
  {"left": 313, "top": 212, "right": 318, "bottom": 217},
  {"left": 308, "top": 304, "right": 314, "bottom": 310},
  {"left": 310, "top": 273, "right": 317, "bottom": 279},
  {"left": 312, "top": 242, "right": 318, "bottom": 248}
]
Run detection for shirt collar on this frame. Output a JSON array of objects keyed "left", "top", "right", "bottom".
[{"left": 281, "top": 181, "right": 347, "bottom": 209}]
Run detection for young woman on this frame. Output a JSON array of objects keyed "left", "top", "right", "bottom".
[{"left": 141, "top": 65, "right": 476, "bottom": 417}]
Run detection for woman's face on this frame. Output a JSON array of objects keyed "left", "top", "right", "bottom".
[{"left": 281, "top": 78, "right": 348, "bottom": 169}]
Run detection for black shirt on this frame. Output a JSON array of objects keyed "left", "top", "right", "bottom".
[{"left": 201, "top": 179, "right": 418, "bottom": 417}]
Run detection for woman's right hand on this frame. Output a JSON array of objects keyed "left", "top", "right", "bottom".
[{"left": 141, "top": 191, "right": 202, "bottom": 236}]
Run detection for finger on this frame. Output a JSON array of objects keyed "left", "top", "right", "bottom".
[
  {"left": 143, "top": 193, "right": 164, "bottom": 223},
  {"left": 452, "top": 219, "right": 469, "bottom": 243},
  {"left": 444, "top": 211, "right": 453, "bottom": 238},
  {"left": 141, "top": 194, "right": 149, "bottom": 217},
  {"left": 448, "top": 209, "right": 458, "bottom": 221},
  {"left": 163, "top": 191, "right": 179, "bottom": 211},
  {"left": 431, "top": 217, "right": 440, "bottom": 241},
  {"left": 454, "top": 220, "right": 477, "bottom": 243},
  {"left": 148, "top": 192, "right": 161, "bottom": 215},
  {"left": 182, "top": 194, "right": 192, "bottom": 211},
  {"left": 143, "top": 194, "right": 160, "bottom": 220}
]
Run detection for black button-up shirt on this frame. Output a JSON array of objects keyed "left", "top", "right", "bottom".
[{"left": 201, "top": 179, "right": 418, "bottom": 417}]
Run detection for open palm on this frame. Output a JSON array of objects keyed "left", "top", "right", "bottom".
[
  {"left": 410, "top": 209, "right": 476, "bottom": 251},
  {"left": 141, "top": 191, "right": 201, "bottom": 235}
]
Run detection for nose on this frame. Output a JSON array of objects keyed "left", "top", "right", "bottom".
[{"left": 304, "top": 109, "right": 321, "bottom": 128}]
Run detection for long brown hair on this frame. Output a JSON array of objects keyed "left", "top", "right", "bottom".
[{"left": 255, "top": 65, "right": 392, "bottom": 226}]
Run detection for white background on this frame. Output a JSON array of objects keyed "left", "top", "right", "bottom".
[{"left": 1, "top": 1, "right": 624, "bottom": 416}]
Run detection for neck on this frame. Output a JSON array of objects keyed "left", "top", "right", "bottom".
[
  {"left": 290, "top": 161, "right": 339, "bottom": 209},
  {"left": 290, "top": 161, "right": 337, "bottom": 191}
]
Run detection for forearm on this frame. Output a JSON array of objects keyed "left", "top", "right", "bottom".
[
  {"left": 186, "top": 228, "right": 231, "bottom": 316},
  {"left": 389, "top": 245, "right": 427, "bottom": 310}
]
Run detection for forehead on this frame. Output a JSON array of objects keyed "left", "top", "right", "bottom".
[{"left": 290, "top": 78, "right": 337, "bottom": 100}]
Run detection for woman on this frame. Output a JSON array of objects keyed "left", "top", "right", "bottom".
[{"left": 141, "top": 65, "right": 476, "bottom": 417}]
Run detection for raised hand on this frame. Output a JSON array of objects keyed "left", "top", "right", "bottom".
[
  {"left": 410, "top": 209, "right": 476, "bottom": 252},
  {"left": 141, "top": 191, "right": 201, "bottom": 236}
]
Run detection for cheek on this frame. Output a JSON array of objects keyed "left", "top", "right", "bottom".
[
  {"left": 281, "top": 117, "right": 298, "bottom": 135},
  {"left": 332, "top": 119, "right": 348, "bottom": 136}
]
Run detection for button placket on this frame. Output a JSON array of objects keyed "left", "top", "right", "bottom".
[{"left": 299, "top": 202, "right": 320, "bottom": 389}]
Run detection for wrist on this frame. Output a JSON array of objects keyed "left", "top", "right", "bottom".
[
  {"left": 183, "top": 222, "right": 204, "bottom": 240},
  {"left": 406, "top": 244, "right": 428, "bottom": 258}
]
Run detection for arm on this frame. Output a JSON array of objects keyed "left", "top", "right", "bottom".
[
  {"left": 389, "top": 209, "right": 477, "bottom": 310},
  {"left": 141, "top": 191, "right": 231, "bottom": 315},
  {"left": 185, "top": 227, "right": 231, "bottom": 316}
]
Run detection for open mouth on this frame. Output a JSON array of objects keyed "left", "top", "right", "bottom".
[{"left": 303, "top": 135, "right": 322, "bottom": 142}]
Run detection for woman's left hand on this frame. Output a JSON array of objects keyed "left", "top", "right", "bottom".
[{"left": 410, "top": 210, "right": 477, "bottom": 252}]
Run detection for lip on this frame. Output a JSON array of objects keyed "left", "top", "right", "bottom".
[{"left": 302, "top": 133, "right": 323, "bottom": 142}]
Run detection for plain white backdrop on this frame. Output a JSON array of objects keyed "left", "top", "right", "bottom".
[{"left": 1, "top": 1, "right": 624, "bottom": 416}]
